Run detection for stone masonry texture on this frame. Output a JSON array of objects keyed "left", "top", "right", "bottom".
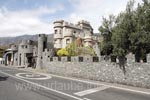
[{"left": 45, "top": 61, "right": 150, "bottom": 88}]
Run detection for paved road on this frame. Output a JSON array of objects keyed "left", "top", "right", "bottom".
[{"left": 0, "top": 66, "right": 149, "bottom": 100}]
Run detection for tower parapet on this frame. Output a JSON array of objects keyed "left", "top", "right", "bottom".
[{"left": 53, "top": 20, "right": 64, "bottom": 28}]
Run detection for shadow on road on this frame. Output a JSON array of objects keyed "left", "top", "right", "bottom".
[{"left": 0, "top": 76, "right": 8, "bottom": 81}]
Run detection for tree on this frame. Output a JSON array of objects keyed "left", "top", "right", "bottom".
[
  {"left": 77, "top": 46, "right": 96, "bottom": 56},
  {"left": 66, "top": 41, "right": 78, "bottom": 56},
  {"left": 66, "top": 41, "right": 96, "bottom": 56},
  {"left": 113, "top": 0, "right": 136, "bottom": 54},
  {"left": 99, "top": 0, "right": 150, "bottom": 63},
  {"left": 99, "top": 15, "right": 115, "bottom": 55},
  {"left": 129, "top": 0, "right": 150, "bottom": 62},
  {"left": 0, "top": 46, "right": 7, "bottom": 58}
]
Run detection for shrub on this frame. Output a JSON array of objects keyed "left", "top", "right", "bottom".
[
  {"left": 57, "top": 48, "right": 69, "bottom": 56},
  {"left": 66, "top": 42, "right": 77, "bottom": 56},
  {"left": 77, "top": 46, "right": 96, "bottom": 56}
]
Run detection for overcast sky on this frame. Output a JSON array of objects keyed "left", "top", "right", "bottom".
[{"left": 0, "top": 0, "right": 142, "bottom": 37}]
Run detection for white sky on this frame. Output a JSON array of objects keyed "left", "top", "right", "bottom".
[{"left": 0, "top": 0, "right": 143, "bottom": 37}]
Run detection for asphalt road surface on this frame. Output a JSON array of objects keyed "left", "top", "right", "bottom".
[{"left": 0, "top": 66, "right": 150, "bottom": 100}]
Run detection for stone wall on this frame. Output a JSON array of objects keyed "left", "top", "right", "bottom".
[
  {"left": 44, "top": 59, "right": 150, "bottom": 88},
  {"left": 46, "top": 56, "right": 102, "bottom": 63},
  {"left": 147, "top": 54, "right": 150, "bottom": 63}
]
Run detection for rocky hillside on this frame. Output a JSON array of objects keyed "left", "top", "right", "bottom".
[{"left": 0, "top": 34, "right": 53, "bottom": 46}]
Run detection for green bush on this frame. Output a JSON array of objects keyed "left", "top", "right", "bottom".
[
  {"left": 77, "top": 46, "right": 96, "bottom": 56},
  {"left": 85, "top": 46, "right": 96, "bottom": 56},
  {"left": 57, "top": 48, "right": 69, "bottom": 56},
  {"left": 66, "top": 42, "right": 77, "bottom": 56}
]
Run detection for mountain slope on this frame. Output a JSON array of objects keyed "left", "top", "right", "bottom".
[{"left": 0, "top": 34, "right": 53, "bottom": 46}]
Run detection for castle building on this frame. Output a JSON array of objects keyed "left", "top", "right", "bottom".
[
  {"left": 3, "top": 40, "right": 37, "bottom": 67},
  {"left": 1, "top": 20, "right": 101, "bottom": 68},
  {"left": 53, "top": 20, "right": 94, "bottom": 49}
]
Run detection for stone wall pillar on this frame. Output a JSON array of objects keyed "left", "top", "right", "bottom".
[
  {"left": 126, "top": 53, "right": 135, "bottom": 64},
  {"left": 11, "top": 53, "right": 14, "bottom": 65},
  {"left": 6, "top": 55, "right": 9, "bottom": 65},
  {"left": 147, "top": 54, "right": 150, "bottom": 63},
  {"left": 13, "top": 52, "right": 18, "bottom": 66},
  {"left": 93, "top": 42, "right": 101, "bottom": 56},
  {"left": 21, "top": 53, "right": 25, "bottom": 66}
]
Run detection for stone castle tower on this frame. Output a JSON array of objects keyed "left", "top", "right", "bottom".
[
  {"left": 36, "top": 34, "right": 47, "bottom": 69},
  {"left": 18, "top": 40, "right": 34, "bottom": 67}
]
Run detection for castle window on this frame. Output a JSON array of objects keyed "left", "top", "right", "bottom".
[
  {"left": 25, "top": 45, "right": 27, "bottom": 48},
  {"left": 59, "top": 30, "right": 62, "bottom": 34},
  {"left": 66, "top": 39, "right": 70, "bottom": 44},
  {"left": 55, "top": 40, "right": 57, "bottom": 43},
  {"left": 21, "top": 45, "right": 24, "bottom": 49},
  {"left": 55, "top": 30, "right": 57, "bottom": 34}
]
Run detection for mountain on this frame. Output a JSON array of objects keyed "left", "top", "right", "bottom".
[
  {"left": 0, "top": 34, "right": 53, "bottom": 46},
  {"left": 0, "top": 33, "right": 101, "bottom": 46}
]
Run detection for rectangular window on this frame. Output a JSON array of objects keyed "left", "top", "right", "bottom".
[
  {"left": 66, "top": 39, "right": 70, "bottom": 44},
  {"left": 21, "top": 45, "right": 24, "bottom": 49},
  {"left": 59, "top": 30, "right": 62, "bottom": 34},
  {"left": 55, "top": 30, "right": 57, "bottom": 34},
  {"left": 55, "top": 40, "right": 57, "bottom": 43}
]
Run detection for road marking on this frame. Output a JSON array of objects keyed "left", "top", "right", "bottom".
[
  {"left": 83, "top": 98, "right": 91, "bottom": 100},
  {"left": 0, "top": 71, "right": 83, "bottom": 100},
  {"left": 74, "top": 86, "right": 109, "bottom": 96},
  {"left": 15, "top": 73, "right": 51, "bottom": 80},
  {"left": 1, "top": 66, "right": 150, "bottom": 95},
  {"left": 26, "top": 74, "right": 40, "bottom": 77},
  {"left": 44, "top": 74, "right": 150, "bottom": 95}
]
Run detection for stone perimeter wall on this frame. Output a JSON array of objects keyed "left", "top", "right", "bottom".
[
  {"left": 1, "top": 53, "right": 150, "bottom": 88},
  {"left": 43, "top": 57, "right": 150, "bottom": 88}
]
